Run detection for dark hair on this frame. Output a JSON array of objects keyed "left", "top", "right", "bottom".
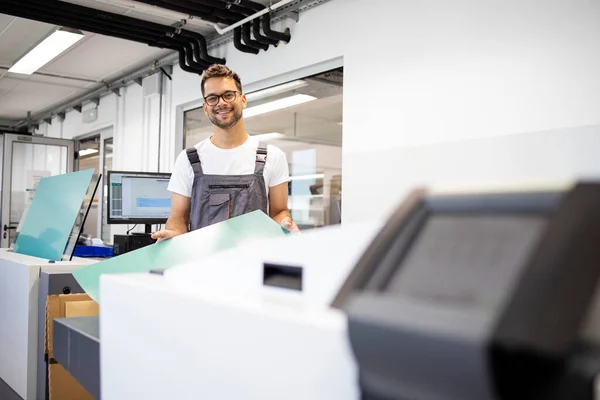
[{"left": 201, "top": 64, "right": 243, "bottom": 96}]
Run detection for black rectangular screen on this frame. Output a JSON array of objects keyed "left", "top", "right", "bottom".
[{"left": 387, "top": 214, "right": 548, "bottom": 310}]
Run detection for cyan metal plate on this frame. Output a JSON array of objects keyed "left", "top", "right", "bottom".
[
  {"left": 13, "top": 169, "right": 95, "bottom": 261},
  {"left": 72, "top": 210, "right": 289, "bottom": 303}
]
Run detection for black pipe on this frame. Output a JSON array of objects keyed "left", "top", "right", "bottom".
[
  {"left": 134, "top": 0, "right": 239, "bottom": 24},
  {"left": 19, "top": 0, "right": 218, "bottom": 69},
  {"left": 37, "top": 0, "right": 224, "bottom": 65},
  {"left": 261, "top": 13, "right": 291, "bottom": 43},
  {"left": 72, "top": 0, "right": 225, "bottom": 64},
  {"left": 164, "top": 0, "right": 252, "bottom": 22},
  {"left": 223, "top": 0, "right": 264, "bottom": 12},
  {"left": 0, "top": 2, "right": 206, "bottom": 73},
  {"left": 252, "top": 18, "right": 278, "bottom": 45},
  {"left": 172, "top": 0, "right": 254, "bottom": 18},
  {"left": 214, "top": 0, "right": 290, "bottom": 45},
  {"left": 3, "top": 0, "right": 212, "bottom": 69},
  {"left": 163, "top": 45, "right": 201, "bottom": 74},
  {"left": 233, "top": 27, "right": 259, "bottom": 55},
  {"left": 179, "top": 31, "right": 225, "bottom": 65},
  {"left": 242, "top": 23, "right": 268, "bottom": 51}
]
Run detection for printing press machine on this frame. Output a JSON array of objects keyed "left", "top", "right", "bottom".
[{"left": 93, "top": 182, "right": 600, "bottom": 399}]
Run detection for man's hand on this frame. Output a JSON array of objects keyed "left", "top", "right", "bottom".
[
  {"left": 269, "top": 182, "right": 300, "bottom": 234},
  {"left": 280, "top": 216, "right": 300, "bottom": 234},
  {"left": 151, "top": 229, "right": 179, "bottom": 243},
  {"left": 152, "top": 193, "right": 191, "bottom": 243}
]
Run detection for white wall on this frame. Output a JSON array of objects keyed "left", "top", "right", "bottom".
[{"left": 35, "top": 0, "right": 600, "bottom": 224}]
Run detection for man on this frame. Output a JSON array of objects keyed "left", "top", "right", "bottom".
[{"left": 152, "top": 64, "right": 299, "bottom": 242}]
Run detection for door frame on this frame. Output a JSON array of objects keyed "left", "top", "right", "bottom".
[
  {"left": 0, "top": 133, "right": 75, "bottom": 248},
  {"left": 73, "top": 127, "right": 113, "bottom": 240},
  {"left": 97, "top": 129, "right": 113, "bottom": 239}
]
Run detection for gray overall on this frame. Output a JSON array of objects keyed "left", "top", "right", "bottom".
[{"left": 186, "top": 143, "right": 269, "bottom": 230}]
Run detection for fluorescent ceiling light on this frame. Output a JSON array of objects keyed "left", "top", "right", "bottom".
[
  {"left": 79, "top": 148, "right": 98, "bottom": 157},
  {"left": 251, "top": 132, "right": 285, "bottom": 141},
  {"left": 289, "top": 173, "right": 325, "bottom": 181},
  {"left": 245, "top": 80, "right": 308, "bottom": 102},
  {"left": 9, "top": 28, "right": 84, "bottom": 75},
  {"left": 244, "top": 94, "right": 317, "bottom": 119}
]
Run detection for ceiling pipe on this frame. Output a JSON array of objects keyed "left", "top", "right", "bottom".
[
  {"left": 89, "top": 0, "right": 212, "bottom": 32},
  {"left": 261, "top": 13, "right": 291, "bottom": 43},
  {"left": 174, "top": 0, "right": 255, "bottom": 18},
  {"left": 179, "top": 31, "right": 225, "bottom": 65},
  {"left": 241, "top": 23, "right": 268, "bottom": 51},
  {"left": 72, "top": 0, "right": 225, "bottom": 64},
  {"left": 211, "top": 0, "right": 296, "bottom": 35},
  {"left": 252, "top": 18, "right": 278, "bottom": 46},
  {"left": 131, "top": 0, "right": 292, "bottom": 53},
  {"left": 235, "top": 0, "right": 265, "bottom": 12},
  {"left": 133, "top": 0, "right": 240, "bottom": 24},
  {"left": 80, "top": 2, "right": 226, "bottom": 64},
  {"left": 2, "top": 0, "right": 222, "bottom": 69},
  {"left": 233, "top": 27, "right": 258, "bottom": 55},
  {"left": 0, "top": 1, "right": 207, "bottom": 73}
]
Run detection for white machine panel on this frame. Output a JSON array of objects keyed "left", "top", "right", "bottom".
[
  {"left": 0, "top": 249, "right": 95, "bottom": 399},
  {"left": 165, "top": 222, "right": 382, "bottom": 306},
  {"left": 101, "top": 222, "right": 382, "bottom": 400}
]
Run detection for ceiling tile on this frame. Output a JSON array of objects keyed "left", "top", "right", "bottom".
[
  {"left": 0, "top": 14, "right": 15, "bottom": 32},
  {"left": 0, "top": 16, "right": 56, "bottom": 67},
  {"left": 41, "top": 34, "right": 172, "bottom": 80}
]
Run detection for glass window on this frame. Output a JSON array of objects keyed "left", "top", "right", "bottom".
[{"left": 183, "top": 68, "right": 343, "bottom": 230}]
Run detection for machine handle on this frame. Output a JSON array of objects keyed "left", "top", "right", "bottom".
[{"left": 263, "top": 263, "right": 303, "bottom": 291}]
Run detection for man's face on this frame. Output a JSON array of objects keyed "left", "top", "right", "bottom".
[{"left": 202, "top": 77, "right": 246, "bottom": 129}]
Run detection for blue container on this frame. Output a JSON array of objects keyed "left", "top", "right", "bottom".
[{"left": 73, "top": 245, "right": 113, "bottom": 258}]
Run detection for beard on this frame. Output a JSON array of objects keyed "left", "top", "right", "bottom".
[{"left": 208, "top": 105, "right": 243, "bottom": 129}]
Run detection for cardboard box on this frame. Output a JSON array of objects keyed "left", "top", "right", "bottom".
[
  {"left": 49, "top": 363, "right": 94, "bottom": 400},
  {"left": 45, "top": 293, "right": 99, "bottom": 359}
]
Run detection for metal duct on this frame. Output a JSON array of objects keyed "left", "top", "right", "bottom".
[
  {"left": 242, "top": 23, "right": 268, "bottom": 51},
  {"left": 0, "top": 1, "right": 207, "bottom": 73},
  {"left": 261, "top": 12, "right": 291, "bottom": 43},
  {"left": 233, "top": 27, "right": 259, "bottom": 55}
]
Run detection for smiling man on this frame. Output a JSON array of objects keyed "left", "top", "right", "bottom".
[{"left": 152, "top": 64, "right": 300, "bottom": 242}]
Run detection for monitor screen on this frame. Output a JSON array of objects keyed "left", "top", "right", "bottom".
[
  {"left": 387, "top": 214, "right": 548, "bottom": 310},
  {"left": 107, "top": 171, "right": 172, "bottom": 224}
]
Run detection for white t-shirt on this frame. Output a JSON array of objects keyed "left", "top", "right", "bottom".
[{"left": 168, "top": 135, "right": 289, "bottom": 198}]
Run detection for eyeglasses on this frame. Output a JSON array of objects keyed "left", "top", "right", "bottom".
[{"left": 204, "top": 90, "right": 240, "bottom": 106}]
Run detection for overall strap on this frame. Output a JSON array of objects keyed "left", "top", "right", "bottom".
[
  {"left": 254, "top": 142, "right": 268, "bottom": 176},
  {"left": 186, "top": 147, "right": 204, "bottom": 177}
]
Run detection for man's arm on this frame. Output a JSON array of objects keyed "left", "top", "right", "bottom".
[
  {"left": 268, "top": 182, "right": 300, "bottom": 233},
  {"left": 151, "top": 193, "right": 191, "bottom": 242}
]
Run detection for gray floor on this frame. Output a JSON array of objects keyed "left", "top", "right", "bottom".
[{"left": 0, "top": 376, "right": 22, "bottom": 400}]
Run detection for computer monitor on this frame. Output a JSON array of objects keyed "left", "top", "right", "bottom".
[{"left": 107, "top": 170, "right": 172, "bottom": 233}]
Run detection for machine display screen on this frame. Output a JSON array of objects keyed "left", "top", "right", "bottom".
[
  {"left": 387, "top": 214, "right": 548, "bottom": 310},
  {"left": 109, "top": 172, "right": 172, "bottom": 222}
]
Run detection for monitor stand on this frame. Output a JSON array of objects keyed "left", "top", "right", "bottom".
[{"left": 130, "top": 224, "right": 153, "bottom": 237}]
